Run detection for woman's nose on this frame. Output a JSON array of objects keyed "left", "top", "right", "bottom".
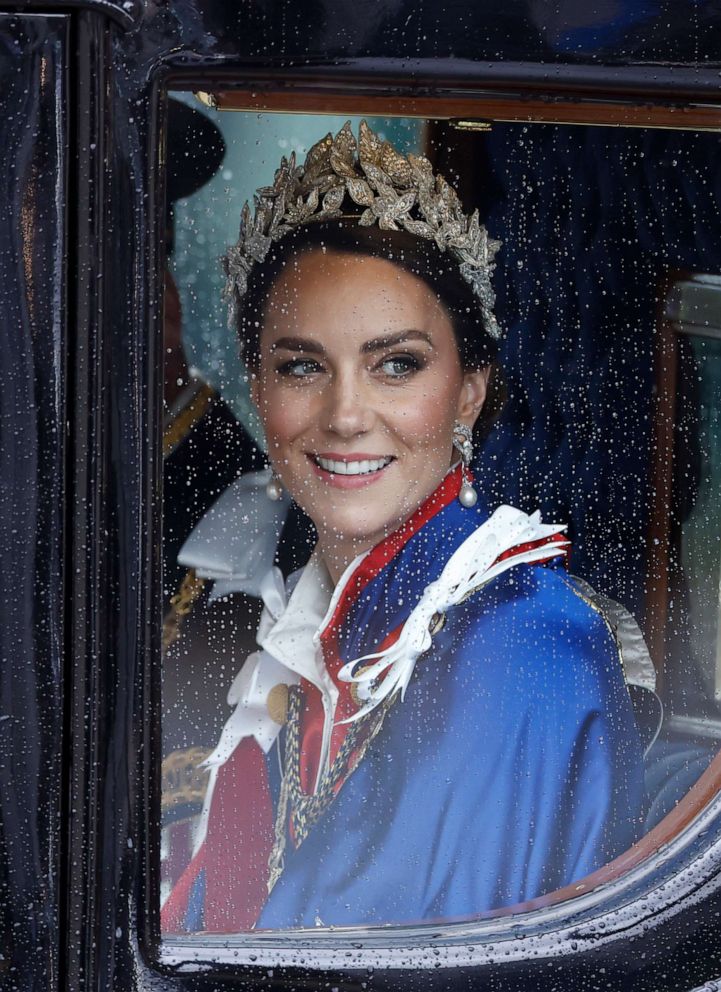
[{"left": 323, "top": 372, "right": 374, "bottom": 438}]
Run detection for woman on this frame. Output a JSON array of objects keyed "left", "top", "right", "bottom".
[{"left": 162, "top": 121, "right": 649, "bottom": 933}]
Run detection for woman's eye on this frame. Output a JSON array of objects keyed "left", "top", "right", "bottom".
[
  {"left": 276, "top": 358, "right": 323, "bottom": 378},
  {"left": 379, "top": 354, "right": 423, "bottom": 377}
]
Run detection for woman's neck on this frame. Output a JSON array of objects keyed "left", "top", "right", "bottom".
[{"left": 317, "top": 534, "right": 377, "bottom": 586}]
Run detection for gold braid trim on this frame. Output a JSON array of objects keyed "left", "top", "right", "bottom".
[
  {"left": 267, "top": 685, "right": 398, "bottom": 895},
  {"left": 556, "top": 572, "right": 639, "bottom": 700},
  {"left": 162, "top": 568, "right": 206, "bottom": 652},
  {"left": 163, "top": 382, "right": 215, "bottom": 458},
  {"left": 161, "top": 746, "right": 212, "bottom": 815}
]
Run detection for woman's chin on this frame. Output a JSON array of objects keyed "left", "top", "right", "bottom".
[
  {"left": 309, "top": 503, "right": 415, "bottom": 555},
  {"left": 293, "top": 469, "right": 438, "bottom": 550},
  {"left": 315, "top": 512, "right": 390, "bottom": 545}
]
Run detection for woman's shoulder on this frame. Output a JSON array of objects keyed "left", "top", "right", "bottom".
[
  {"left": 460, "top": 559, "right": 610, "bottom": 633},
  {"left": 445, "top": 561, "right": 630, "bottom": 698},
  {"left": 404, "top": 557, "right": 648, "bottom": 776}
]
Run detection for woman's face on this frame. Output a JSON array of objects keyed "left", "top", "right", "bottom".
[{"left": 252, "top": 250, "right": 489, "bottom": 573}]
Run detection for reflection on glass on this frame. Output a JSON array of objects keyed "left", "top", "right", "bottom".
[
  {"left": 678, "top": 335, "right": 721, "bottom": 699},
  {"left": 160, "top": 103, "right": 721, "bottom": 936}
]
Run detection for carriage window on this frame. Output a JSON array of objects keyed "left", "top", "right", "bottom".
[{"left": 159, "top": 95, "right": 721, "bottom": 947}]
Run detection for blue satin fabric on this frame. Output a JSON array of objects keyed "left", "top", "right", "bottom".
[{"left": 257, "top": 496, "right": 646, "bottom": 928}]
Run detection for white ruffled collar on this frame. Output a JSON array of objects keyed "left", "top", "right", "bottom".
[
  {"left": 177, "top": 471, "right": 374, "bottom": 791},
  {"left": 177, "top": 467, "right": 290, "bottom": 602}
]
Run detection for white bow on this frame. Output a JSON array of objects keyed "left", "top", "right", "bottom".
[
  {"left": 177, "top": 468, "right": 290, "bottom": 601},
  {"left": 337, "top": 506, "right": 569, "bottom": 722}
]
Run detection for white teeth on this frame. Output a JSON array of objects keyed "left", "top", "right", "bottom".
[{"left": 315, "top": 456, "right": 392, "bottom": 476}]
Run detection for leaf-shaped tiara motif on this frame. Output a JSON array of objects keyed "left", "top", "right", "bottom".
[{"left": 222, "top": 120, "right": 502, "bottom": 340}]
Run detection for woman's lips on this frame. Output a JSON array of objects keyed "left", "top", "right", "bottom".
[{"left": 307, "top": 453, "right": 395, "bottom": 490}]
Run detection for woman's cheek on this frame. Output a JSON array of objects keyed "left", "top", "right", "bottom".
[
  {"left": 261, "top": 387, "right": 309, "bottom": 448},
  {"left": 393, "top": 390, "right": 456, "bottom": 450}
]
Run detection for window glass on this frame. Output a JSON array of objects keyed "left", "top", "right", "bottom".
[
  {"left": 652, "top": 280, "right": 721, "bottom": 738},
  {"left": 676, "top": 327, "right": 721, "bottom": 699},
  {"left": 160, "top": 98, "right": 721, "bottom": 938}
]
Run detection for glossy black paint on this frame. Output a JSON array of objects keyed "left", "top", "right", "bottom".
[
  {"left": 11, "top": 0, "right": 139, "bottom": 28},
  {"left": 2, "top": 0, "right": 721, "bottom": 990},
  {"left": 124, "top": 0, "right": 721, "bottom": 66},
  {"left": 12, "top": 0, "right": 721, "bottom": 63},
  {"left": 63, "top": 12, "right": 134, "bottom": 992},
  {"left": 0, "top": 13, "right": 68, "bottom": 992}
]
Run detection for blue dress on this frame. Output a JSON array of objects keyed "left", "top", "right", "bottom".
[{"left": 163, "top": 471, "right": 646, "bottom": 931}]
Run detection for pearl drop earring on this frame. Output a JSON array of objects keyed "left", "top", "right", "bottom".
[
  {"left": 266, "top": 471, "right": 284, "bottom": 502},
  {"left": 452, "top": 422, "right": 478, "bottom": 508}
]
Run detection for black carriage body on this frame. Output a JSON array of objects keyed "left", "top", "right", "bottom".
[{"left": 3, "top": 2, "right": 721, "bottom": 990}]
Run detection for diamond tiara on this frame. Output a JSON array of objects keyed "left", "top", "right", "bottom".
[{"left": 222, "top": 119, "right": 502, "bottom": 340}]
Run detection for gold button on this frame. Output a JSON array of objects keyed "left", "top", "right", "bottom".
[
  {"left": 429, "top": 612, "right": 446, "bottom": 635},
  {"left": 267, "top": 684, "right": 289, "bottom": 725}
]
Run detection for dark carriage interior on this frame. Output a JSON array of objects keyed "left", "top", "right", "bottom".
[{"left": 159, "top": 98, "right": 721, "bottom": 911}]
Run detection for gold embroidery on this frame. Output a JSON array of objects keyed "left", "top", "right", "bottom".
[
  {"left": 162, "top": 382, "right": 215, "bottom": 458},
  {"left": 161, "top": 746, "right": 211, "bottom": 815},
  {"left": 162, "top": 568, "right": 206, "bottom": 651},
  {"left": 267, "top": 686, "right": 397, "bottom": 895},
  {"left": 557, "top": 572, "right": 639, "bottom": 699}
]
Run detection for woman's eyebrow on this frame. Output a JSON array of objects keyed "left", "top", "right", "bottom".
[
  {"left": 270, "top": 336, "right": 326, "bottom": 355},
  {"left": 361, "top": 330, "right": 434, "bottom": 353}
]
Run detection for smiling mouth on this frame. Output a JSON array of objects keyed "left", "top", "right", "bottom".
[{"left": 312, "top": 455, "right": 395, "bottom": 476}]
